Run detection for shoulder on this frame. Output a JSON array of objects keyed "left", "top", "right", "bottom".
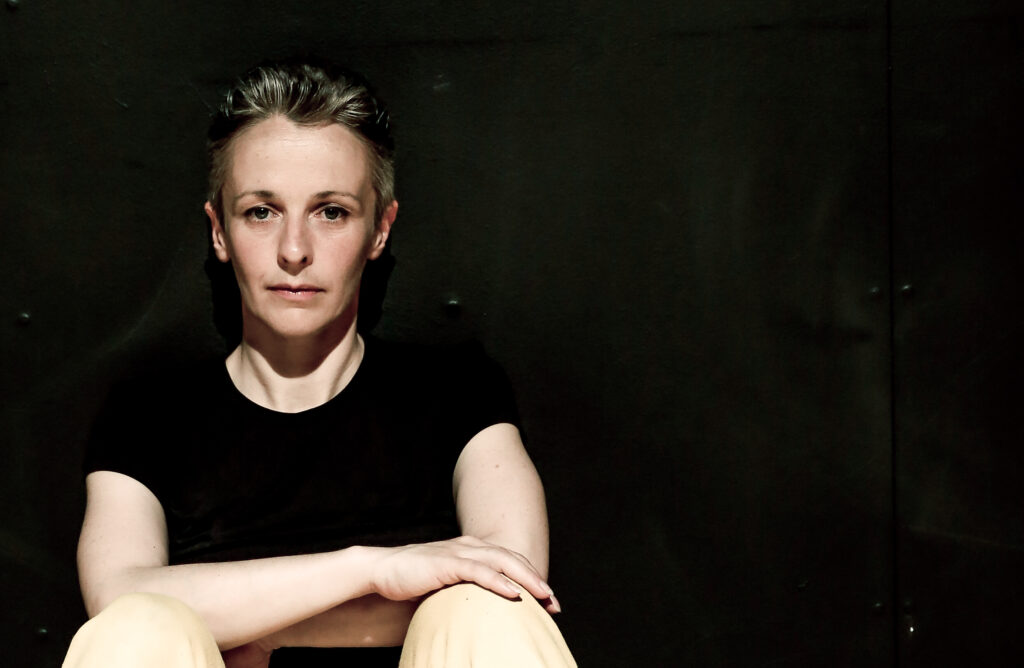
[
  {"left": 96, "top": 354, "right": 230, "bottom": 422},
  {"left": 84, "top": 355, "right": 229, "bottom": 484}
]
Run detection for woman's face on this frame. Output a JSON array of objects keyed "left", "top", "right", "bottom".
[{"left": 205, "top": 115, "right": 397, "bottom": 342}]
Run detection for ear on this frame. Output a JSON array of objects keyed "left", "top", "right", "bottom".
[
  {"left": 368, "top": 199, "right": 398, "bottom": 260},
  {"left": 205, "top": 201, "right": 232, "bottom": 263}
]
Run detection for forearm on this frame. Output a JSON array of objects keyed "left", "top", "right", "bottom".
[
  {"left": 264, "top": 595, "right": 417, "bottom": 649},
  {"left": 82, "top": 546, "right": 378, "bottom": 650}
]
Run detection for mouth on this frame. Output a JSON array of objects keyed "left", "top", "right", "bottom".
[{"left": 268, "top": 284, "right": 324, "bottom": 300}]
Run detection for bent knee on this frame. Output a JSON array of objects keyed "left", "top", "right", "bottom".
[
  {"left": 96, "top": 593, "right": 207, "bottom": 633},
  {"left": 101, "top": 592, "right": 196, "bottom": 617},
  {"left": 64, "top": 593, "right": 223, "bottom": 668},
  {"left": 416, "top": 582, "right": 550, "bottom": 624},
  {"left": 401, "top": 584, "right": 576, "bottom": 667}
]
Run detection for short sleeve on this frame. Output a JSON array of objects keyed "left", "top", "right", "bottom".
[
  {"left": 82, "top": 378, "right": 165, "bottom": 499},
  {"left": 443, "top": 341, "right": 522, "bottom": 449}
]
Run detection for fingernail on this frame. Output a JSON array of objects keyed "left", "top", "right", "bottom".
[
  {"left": 550, "top": 593, "right": 562, "bottom": 613},
  {"left": 541, "top": 581, "right": 554, "bottom": 597},
  {"left": 506, "top": 581, "right": 522, "bottom": 595}
]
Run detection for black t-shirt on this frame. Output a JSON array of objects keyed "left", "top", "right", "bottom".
[{"left": 84, "top": 337, "right": 520, "bottom": 666}]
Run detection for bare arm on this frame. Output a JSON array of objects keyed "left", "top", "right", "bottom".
[
  {"left": 453, "top": 423, "right": 558, "bottom": 609},
  {"left": 78, "top": 470, "right": 551, "bottom": 650},
  {"left": 78, "top": 471, "right": 381, "bottom": 649}
]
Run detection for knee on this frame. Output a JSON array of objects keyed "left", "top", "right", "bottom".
[
  {"left": 401, "top": 584, "right": 576, "bottom": 667},
  {"left": 93, "top": 593, "right": 207, "bottom": 635},
  {"left": 64, "top": 593, "right": 223, "bottom": 668},
  {"left": 415, "top": 582, "right": 543, "bottom": 625},
  {"left": 102, "top": 592, "right": 197, "bottom": 618}
]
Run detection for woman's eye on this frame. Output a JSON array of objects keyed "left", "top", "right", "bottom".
[
  {"left": 323, "top": 206, "right": 347, "bottom": 221},
  {"left": 247, "top": 206, "right": 272, "bottom": 220}
]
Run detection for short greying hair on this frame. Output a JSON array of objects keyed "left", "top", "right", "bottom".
[{"left": 207, "top": 60, "right": 395, "bottom": 224}]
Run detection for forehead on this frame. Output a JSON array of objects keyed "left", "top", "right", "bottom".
[{"left": 224, "top": 116, "right": 371, "bottom": 195}]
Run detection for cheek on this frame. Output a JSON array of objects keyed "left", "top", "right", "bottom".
[
  {"left": 331, "top": 233, "right": 376, "bottom": 273},
  {"left": 225, "top": 247, "right": 268, "bottom": 292},
  {"left": 226, "top": 237, "right": 266, "bottom": 273}
]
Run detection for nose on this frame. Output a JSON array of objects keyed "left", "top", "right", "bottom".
[{"left": 277, "top": 215, "right": 313, "bottom": 272}]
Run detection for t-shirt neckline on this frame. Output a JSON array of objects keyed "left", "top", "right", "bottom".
[{"left": 221, "top": 337, "right": 373, "bottom": 417}]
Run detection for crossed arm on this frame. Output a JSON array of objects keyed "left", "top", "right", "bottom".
[{"left": 76, "top": 423, "right": 553, "bottom": 655}]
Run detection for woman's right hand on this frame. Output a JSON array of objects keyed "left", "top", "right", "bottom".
[{"left": 367, "top": 535, "right": 554, "bottom": 604}]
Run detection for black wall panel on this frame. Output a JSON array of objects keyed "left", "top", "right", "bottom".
[
  {"left": 0, "top": 1, "right": 1019, "bottom": 666},
  {"left": 892, "top": 0, "right": 1024, "bottom": 664}
]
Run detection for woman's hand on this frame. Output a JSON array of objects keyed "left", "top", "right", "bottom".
[{"left": 368, "top": 536, "right": 555, "bottom": 605}]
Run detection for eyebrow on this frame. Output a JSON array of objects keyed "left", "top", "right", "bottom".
[
  {"left": 232, "top": 190, "right": 363, "bottom": 205},
  {"left": 233, "top": 190, "right": 275, "bottom": 204},
  {"left": 313, "top": 190, "right": 362, "bottom": 203}
]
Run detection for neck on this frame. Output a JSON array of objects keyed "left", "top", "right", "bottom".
[{"left": 226, "top": 319, "right": 366, "bottom": 413}]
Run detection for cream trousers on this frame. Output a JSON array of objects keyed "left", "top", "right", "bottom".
[{"left": 63, "top": 585, "right": 577, "bottom": 667}]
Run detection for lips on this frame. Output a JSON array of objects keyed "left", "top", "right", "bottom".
[
  {"left": 268, "top": 284, "right": 324, "bottom": 300},
  {"left": 270, "top": 284, "right": 322, "bottom": 292}
]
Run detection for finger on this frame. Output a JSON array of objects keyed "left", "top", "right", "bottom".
[
  {"left": 452, "top": 559, "right": 524, "bottom": 599},
  {"left": 473, "top": 549, "right": 553, "bottom": 601},
  {"left": 449, "top": 538, "right": 542, "bottom": 583},
  {"left": 499, "top": 547, "right": 536, "bottom": 572},
  {"left": 443, "top": 539, "right": 555, "bottom": 602},
  {"left": 504, "top": 572, "right": 554, "bottom": 602},
  {"left": 543, "top": 593, "right": 562, "bottom": 614}
]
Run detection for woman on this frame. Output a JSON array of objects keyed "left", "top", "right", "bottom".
[{"left": 63, "top": 60, "right": 575, "bottom": 668}]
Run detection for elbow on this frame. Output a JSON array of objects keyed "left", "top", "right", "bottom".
[
  {"left": 79, "top": 567, "right": 154, "bottom": 619},
  {"left": 82, "top": 582, "right": 125, "bottom": 618}
]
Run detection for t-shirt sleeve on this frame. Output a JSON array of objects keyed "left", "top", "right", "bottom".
[
  {"left": 444, "top": 341, "right": 523, "bottom": 449},
  {"left": 82, "top": 378, "right": 164, "bottom": 499}
]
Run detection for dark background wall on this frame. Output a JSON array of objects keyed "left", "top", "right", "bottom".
[{"left": 1, "top": 1, "right": 1020, "bottom": 665}]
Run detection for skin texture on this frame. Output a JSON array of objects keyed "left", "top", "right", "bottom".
[{"left": 77, "top": 116, "right": 555, "bottom": 667}]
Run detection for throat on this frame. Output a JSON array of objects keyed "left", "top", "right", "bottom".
[{"left": 226, "top": 331, "right": 365, "bottom": 413}]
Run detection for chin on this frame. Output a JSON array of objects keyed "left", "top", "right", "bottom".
[
  {"left": 274, "top": 321, "right": 334, "bottom": 340},
  {"left": 242, "top": 300, "right": 356, "bottom": 340},
  {"left": 254, "top": 312, "right": 353, "bottom": 342}
]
